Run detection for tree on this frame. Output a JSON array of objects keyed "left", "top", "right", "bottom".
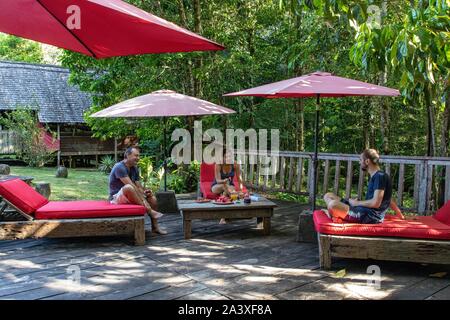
[
  {"left": 0, "top": 33, "right": 43, "bottom": 63},
  {"left": 0, "top": 108, "right": 56, "bottom": 167}
]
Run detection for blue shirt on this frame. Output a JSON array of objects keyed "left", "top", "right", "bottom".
[
  {"left": 109, "top": 161, "right": 140, "bottom": 200},
  {"left": 366, "top": 171, "right": 392, "bottom": 215}
]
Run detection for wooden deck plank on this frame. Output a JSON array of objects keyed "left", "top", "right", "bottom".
[
  {"left": 131, "top": 280, "right": 207, "bottom": 300},
  {"left": 176, "top": 288, "right": 229, "bottom": 300},
  {"left": 1, "top": 198, "right": 449, "bottom": 300}
]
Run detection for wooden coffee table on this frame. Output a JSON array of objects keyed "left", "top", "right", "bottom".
[{"left": 178, "top": 197, "right": 277, "bottom": 239}]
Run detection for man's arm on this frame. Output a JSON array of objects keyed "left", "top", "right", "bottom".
[
  {"left": 119, "top": 177, "right": 147, "bottom": 195},
  {"left": 234, "top": 164, "right": 244, "bottom": 191},
  {"left": 134, "top": 180, "right": 146, "bottom": 194},
  {"left": 350, "top": 189, "right": 384, "bottom": 208},
  {"left": 119, "top": 176, "right": 138, "bottom": 190}
]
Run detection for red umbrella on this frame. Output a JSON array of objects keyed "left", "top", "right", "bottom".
[
  {"left": 0, "top": 0, "right": 224, "bottom": 58},
  {"left": 224, "top": 71, "right": 400, "bottom": 210},
  {"left": 91, "top": 90, "right": 235, "bottom": 190}
]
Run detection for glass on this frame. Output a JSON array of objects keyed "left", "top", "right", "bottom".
[{"left": 230, "top": 192, "right": 238, "bottom": 201}]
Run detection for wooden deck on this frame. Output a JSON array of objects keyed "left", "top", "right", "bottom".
[{"left": 1, "top": 199, "right": 450, "bottom": 300}]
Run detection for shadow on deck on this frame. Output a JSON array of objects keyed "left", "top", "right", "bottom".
[{"left": 0, "top": 198, "right": 450, "bottom": 300}]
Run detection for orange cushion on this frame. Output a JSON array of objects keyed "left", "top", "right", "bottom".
[
  {"left": 314, "top": 210, "right": 450, "bottom": 240},
  {"left": 0, "top": 178, "right": 49, "bottom": 216}
]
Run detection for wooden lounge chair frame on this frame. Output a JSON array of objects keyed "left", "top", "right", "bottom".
[
  {"left": 0, "top": 196, "right": 146, "bottom": 246},
  {"left": 318, "top": 233, "right": 450, "bottom": 269},
  {"left": 317, "top": 200, "right": 450, "bottom": 269}
]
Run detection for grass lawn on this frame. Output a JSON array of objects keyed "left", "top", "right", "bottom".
[{"left": 10, "top": 166, "right": 109, "bottom": 201}]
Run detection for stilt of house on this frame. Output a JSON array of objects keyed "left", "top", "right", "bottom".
[
  {"left": 114, "top": 138, "right": 118, "bottom": 162},
  {"left": 57, "top": 124, "right": 61, "bottom": 167}
]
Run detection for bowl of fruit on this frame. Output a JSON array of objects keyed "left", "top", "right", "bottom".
[{"left": 213, "top": 195, "right": 233, "bottom": 205}]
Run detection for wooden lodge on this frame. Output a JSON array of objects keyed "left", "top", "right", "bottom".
[{"left": 0, "top": 60, "right": 120, "bottom": 166}]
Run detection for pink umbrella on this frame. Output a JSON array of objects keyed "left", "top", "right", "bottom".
[
  {"left": 91, "top": 90, "right": 235, "bottom": 190},
  {"left": 224, "top": 71, "right": 400, "bottom": 210},
  {"left": 0, "top": 0, "right": 224, "bottom": 58}
]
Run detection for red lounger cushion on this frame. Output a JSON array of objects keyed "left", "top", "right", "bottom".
[
  {"left": 35, "top": 201, "right": 146, "bottom": 220},
  {"left": 434, "top": 201, "right": 450, "bottom": 226},
  {"left": 0, "top": 178, "right": 49, "bottom": 216},
  {"left": 200, "top": 162, "right": 248, "bottom": 199},
  {"left": 313, "top": 210, "right": 450, "bottom": 240}
]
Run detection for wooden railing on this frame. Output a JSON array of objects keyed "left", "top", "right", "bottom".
[
  {"left": 238, "top": 150, "right": 450, "bottom": 214},
  {"left": 0, "top": 130, "right": 16, "bottom": 154},
  {"left": 59, "top": 136, "right": 115, "bottom": 156}
]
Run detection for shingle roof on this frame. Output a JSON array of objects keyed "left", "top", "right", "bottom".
[{"left": 0, "top": 60, "right": 92, "bottom": 124}]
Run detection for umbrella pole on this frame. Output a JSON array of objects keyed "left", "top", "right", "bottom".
[
  {"left": 312, "top": 95, "right": 320, "bottom": 212},
  {"left": 163, "top": 117, "right": 168, "bottom": 192}
]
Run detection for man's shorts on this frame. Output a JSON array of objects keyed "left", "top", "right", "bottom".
[
  {"left": 340, "top": 198, "right": 384, "bottom": 224},
  {"left": 110, "top": 187, "right": 130, "bottom": 205}
]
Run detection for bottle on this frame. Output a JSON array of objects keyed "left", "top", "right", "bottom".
[{"left": 244, "top": 192, "right": 251, "bottom": 204}]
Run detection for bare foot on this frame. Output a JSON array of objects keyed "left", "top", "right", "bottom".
[
  {"left": 219, "top": 218, "right": 227, "bottom": 225},
  {"left": 147, "top": 208, "right": 164, "bottom": 220},
  {"left": 152, "top": 228, "right": 168, "bottom": 235}
]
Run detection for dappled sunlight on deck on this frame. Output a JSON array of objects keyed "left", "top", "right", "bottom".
[{"left": 1, "top": 199, "right": 450, "bottom": 300}]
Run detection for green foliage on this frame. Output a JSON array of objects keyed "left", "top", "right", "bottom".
[
  {"left": 98, "top": 155, "right": 115, "bottom": 174},
  {"left": 138, "top": 156, "right": 158, "bottom": 189},
  {"left": 55, "top": 0, "right": 449, "bottom": 160},
  {"left": 10, "top": 166, "right": 108, "bottom": 201},
  {"left": 169, "top": 160, "right": 201, "bottom": 194},
  {"left": 0, "top": 108, "right": 56, "bottom": 167},
  {"left": 0, "top": 34, "right": 43, "bottom": 63}
]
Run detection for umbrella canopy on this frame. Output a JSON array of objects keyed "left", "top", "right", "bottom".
[
  {"left": 224, "top": 71, "right": 400, "bottom": 211},
  {"left": 91, "top": 90, "right": 235, "bottom": 191},
  {"left": 91, "top": 90, "right": 235, "bottom": 118},
  {"left": 0, "top": 0, "right": 224, "bottom": 58},
  {"left": 224, "top": 71, "right": 399, "bottom": 98}
]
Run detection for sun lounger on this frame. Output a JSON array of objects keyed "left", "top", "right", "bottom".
[
  {"left": 0, "top": 178, "right": 146, "bottom": 245},
  {"left": 313, "top": 200, "right": 450, "bottom": 269}
]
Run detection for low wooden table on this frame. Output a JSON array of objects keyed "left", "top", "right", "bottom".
[{"left": 178, "top": 197, "right": 277, "bottom": 239}]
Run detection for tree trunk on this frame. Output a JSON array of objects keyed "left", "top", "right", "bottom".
[
  {"left": 362, "top": 102, "right": 373, "bottom": 149},
  {"left": 378, "top": 70, "right": 390, "bottom": 154},
  {"left": 177, "top": 0, "right": 195, "bottom": 96},
  {"left": 193, "top": 0, "right": 203, "bottom": 97},
  {"left": 425, "top": 88, "right": 437, "bottom": 157},
  {"left": 295, "top": 99, "right": 305, "bottom": 151},
  {"left": 293, "top": 7, "right": 304, "bottom": 152},
  {"left": 437, "top": 79, "right": 450, "bottom": 207},
  {"left": 440, "top": 79, "right": 450, "bottom": 157},
  {"left": 177, "top": 0, "right": 196, "bottom": 160}
]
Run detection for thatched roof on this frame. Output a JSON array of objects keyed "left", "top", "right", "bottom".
[{"left": 0, "top": 60, "right": 92, "bottom": 124}]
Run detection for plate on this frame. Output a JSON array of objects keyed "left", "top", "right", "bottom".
[
  {"left": 212, "top": 201, "right": 234, "bottom": 205},
  {"left": 195, "top": 199, "right": 211, "bottom": 203}
]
